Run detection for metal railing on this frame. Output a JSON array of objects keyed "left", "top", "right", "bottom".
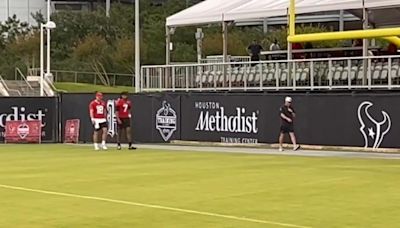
[
  {"left": 15, "top": 68, "right": 34, "bottom": 90},
  {"left": 53, "top": 70, "right": 135, "bottom": 87},
  {"left": 0, "top": 75, "right": 22, "bottom": 96},
  {"left": 45, "top": 76, "right": 67, "bottom": 93},
  {"left": 141, "top": 55, "right": 400, "bottom": 92},
  {"left": 28, "top": 68, "right": 135, "bottom": 87},
  {"left": 200, "top": 55, "right": 251, "bottom": 64}
]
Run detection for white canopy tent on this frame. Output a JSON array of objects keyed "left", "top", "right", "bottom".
[
  {"left": 167, "top": 0, "right": 400, "bottom": 27},
  {"left": 166, "top": 0, "right": 249, "bottom": 27},
  {"left": 165, "top": 0, "right": 400, "bottom": 64},
  {"left": 225, "top": 0, "right": 400, "bottom": 27}
]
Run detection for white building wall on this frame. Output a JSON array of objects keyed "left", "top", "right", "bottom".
[{"left": 0, "top": 0, "right": 47, "bottom": 25}]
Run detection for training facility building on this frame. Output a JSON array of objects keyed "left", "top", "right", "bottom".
[{"left": 0, "top": 0, "right": 135, "bottom": 24}]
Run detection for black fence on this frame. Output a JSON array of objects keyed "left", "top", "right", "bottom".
[
  {"left": 0, "top": 97, "right": 58, "bottom": 142},
  {"left": 1, "top": 92, "right": 399, "bottom": 149}
]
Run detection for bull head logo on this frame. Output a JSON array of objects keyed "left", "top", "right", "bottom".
[{"left": 357, "top": 101, "right": 391, "bottom": 148}]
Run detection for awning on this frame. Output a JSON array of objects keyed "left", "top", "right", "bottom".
[
  {"left": 166, "top": 0, "right": 400, "bottom": 28},
  {"left": 166, "top": 0, "right": 249, "bottom": 27}
]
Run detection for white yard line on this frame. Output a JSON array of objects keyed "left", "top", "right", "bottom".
[{"left": 0, "top": 184, "right": 312, "bottom": 228}]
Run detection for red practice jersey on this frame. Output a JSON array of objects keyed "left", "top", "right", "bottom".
[
  {"left": 89, "top": 99, "right": 107, "bottom": 119},
  {"left": 116, "top": 98, "right": 132, "bottom": 119}
]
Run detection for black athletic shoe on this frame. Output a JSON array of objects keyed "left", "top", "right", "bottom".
[
  {"left": 128, "top": 146, "right": 137, "bottom": 150},
  {"left": 293, "top": 145, "right": 301, "bottom": 151}
]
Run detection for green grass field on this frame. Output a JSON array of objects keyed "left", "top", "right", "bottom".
[
  {"left": 54, "top": 82, "right": 134, "bottom": 93},
  {"left": 0, "top": 145, "right": 399, "bottom": 228}
]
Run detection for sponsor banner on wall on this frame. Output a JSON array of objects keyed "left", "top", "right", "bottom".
[
  {"left": 5, "top": 120, "right": 42, "bottom": 143},
  {"left": 0, "top": 97, "right": 57, "bottom": 142},
  {"left": 180, "top": 94, "right": 276, "bottom": 144}
]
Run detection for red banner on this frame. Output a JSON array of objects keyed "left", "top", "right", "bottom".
[
  {"left": 64, "top": 119, "right": 80, "bottom": 143},
  {"left": 5, "top": 120, "right": 42, "bottom": 143}
]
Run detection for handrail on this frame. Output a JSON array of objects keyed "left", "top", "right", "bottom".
[
  {"left": 15, "top": 67, "right": 34, "bottom": 90},
  {"left": 45, "top": 77, "right": 67, "bottom": 93},
  {"left": 51, "top": 70, "right": 134, "bottom": 77},
  {"left": 0, "top": 75, "right": 22, "bottom": 96},
  {"left": 140, "top": 55, "right": 400, "bottom": 92},
  {"left": 142, "top": 55, "right": 400, "bottom": 68},
  {"left": 28, "top": 68, "right": 40, "bottom": 76},
  {"left": 28, "top": 68, "right": 135, "bottom": 87},
  {"left": 28, "top": 68, "right": 134, "bottom": 77}
]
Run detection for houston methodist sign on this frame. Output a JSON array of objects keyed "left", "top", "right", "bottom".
[
  {"left": 195, "top": 105, "right": 259, "bottom": 134},
  {"left": 191, "top": 101, "right": 260, "bottom": 144},
  {"left": 0, "top": 107, "right": 46, "bottom": 128}
]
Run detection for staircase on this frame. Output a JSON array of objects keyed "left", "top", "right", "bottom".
[
  {"left": 4, "top": 80, "right": 40, "bottom": 96},
  {"left": 0, "top": 68, "right": 57, "bottom": 96}
]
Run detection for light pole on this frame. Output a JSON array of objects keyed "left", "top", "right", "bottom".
[
  {"left": 40, "top": 21, "right": 56, "bottom": 97},
  {"left": 135, "top": 0, "right": 140, "bottom": 93},
  {"left": 46, "top": 0, "right": 52, "bottom": 84},
  {"left": 106, "top": 0, "right": 111, "bottom": 17},
  {"left": 7, "top": 0, "right": 10, "bottom": 19}
]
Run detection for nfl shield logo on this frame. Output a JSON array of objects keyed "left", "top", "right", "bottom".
[{"left": 156, "top": 101, "right": 177, "bottom": 142}]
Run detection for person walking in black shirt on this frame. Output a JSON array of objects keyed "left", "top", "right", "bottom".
[
  {"left": 247, "top": 40, "right": 263, "bottom": 62},
  {"left": 279, "top": 97, "right": 300, "bottom": 151}
]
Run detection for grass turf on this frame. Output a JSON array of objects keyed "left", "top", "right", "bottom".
[
  {"left": 0, "top": 144, "right": 399, "bottom": 228},
  {"left": 54, "top": 82, "right": 134, "bottom": 93}
]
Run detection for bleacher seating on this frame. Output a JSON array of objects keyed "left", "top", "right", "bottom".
[
  {"left": 193, "top": 60, "right": 400, "bottom": 88},
  {"left": 142, "top": 57, "right": 400, "bottom": 91}
]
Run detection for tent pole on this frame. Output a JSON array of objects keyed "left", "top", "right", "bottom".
[
  {"left": 263, "top": 19, "right": 268, "bottom": 34},
  {"left": 196, "top": 28, "right": 203, "bottom": 64},
  {"left": 222, "top": 21, "right": 228, "bottom": 63},
  {"left": 222, "top": 21, "right": 228, "bottom": 87},
  {"left": 362, "top": 0, "right": 369, "bottom": 86},
  {"left": 166, "top": 26, "right": 171, "bottom": 65},
  {"left": 339, "top": 10, "right": 344, "bottom": 31}
]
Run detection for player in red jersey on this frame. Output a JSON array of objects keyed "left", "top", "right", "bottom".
[
  {"left": 116, "top": 92, "right": 136, "bottom": 150},
  {"left": 89, "top": 92, "right": 108, "bottom": 150}
]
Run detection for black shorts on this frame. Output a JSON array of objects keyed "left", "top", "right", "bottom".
[
  {"left": 280, "top": 124, "right": 294, "bottom": 134},
  {"left": 118, "top": 118, "right": 131, "bottom": 129},
  {"left": 94, "top": 122, "right": 108, "bottom": 131}
]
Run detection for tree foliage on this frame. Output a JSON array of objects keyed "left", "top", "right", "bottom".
[{"left": 0, "top": 2, "right": 382, "bottom": 82}]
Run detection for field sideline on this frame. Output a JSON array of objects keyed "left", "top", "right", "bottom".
[{"left": 0, "top": 144, "right": 399, "bottom": 227}]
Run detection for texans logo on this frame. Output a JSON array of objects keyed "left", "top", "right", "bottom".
[{"left": 357, "top": 101, "right": 391, "bottom": 149}]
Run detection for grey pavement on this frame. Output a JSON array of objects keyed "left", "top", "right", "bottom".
[{"left": 97, "top": 144, "right": 400, "bottom": 160}]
